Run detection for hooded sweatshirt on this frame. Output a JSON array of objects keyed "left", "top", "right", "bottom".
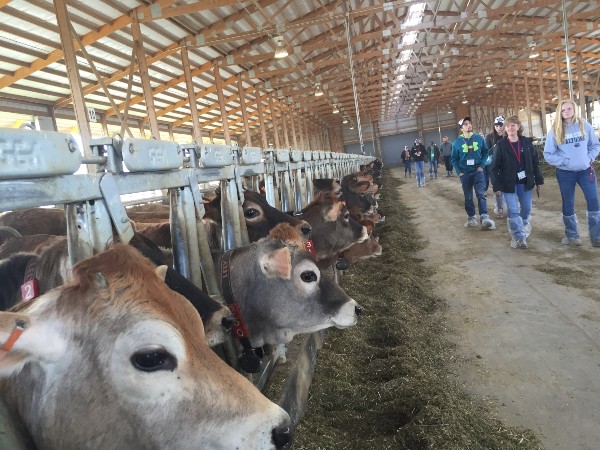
[{"left": 544, "top": 121, "right": 600, "bottom": 171}]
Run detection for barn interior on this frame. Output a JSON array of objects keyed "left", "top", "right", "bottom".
[{"left": 1, "top": 0, "right": 599, "bottom": 159}]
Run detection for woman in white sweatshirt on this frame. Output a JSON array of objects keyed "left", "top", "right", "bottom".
[{"left": 544, "top": 99, "right": 600, "bottom": 246}]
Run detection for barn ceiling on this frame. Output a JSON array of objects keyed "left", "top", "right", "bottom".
[{"left": 0, "top": 0, "right": 599, "bottom": 142}]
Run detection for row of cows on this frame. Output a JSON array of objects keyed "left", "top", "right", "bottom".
[{"left": 0, "top": 129, "right": 383, "bottom": 449}]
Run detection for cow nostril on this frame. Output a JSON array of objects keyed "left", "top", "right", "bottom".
[
  {"left": 221, "top": 315, "right": 234, "bottom": 330},
  {"left": 355, "top": 305, "right": 362, "bottom": 316},
  {"left": 272, "top": 426, "right": 292, "bottom": 449},
  {"left": 300, "top": 224, "right": 312, "bottom": 236}
]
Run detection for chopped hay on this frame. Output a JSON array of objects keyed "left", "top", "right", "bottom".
[{"left": 292, "top": 169, "right": 541, "bottom": 450}]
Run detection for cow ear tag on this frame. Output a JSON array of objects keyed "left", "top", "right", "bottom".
[
  {"left": 239, "top": 349, "right": 262, "bottom": 373},
  {"left": 20, "top": 279, "right": 39, "bottom": 302},
  {"left": 336, "top": 257, "right": 349, "bottom": 271}
]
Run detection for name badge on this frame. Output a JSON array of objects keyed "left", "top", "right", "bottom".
[
  {"left": 467, "top": 159, "right": 475, "bottom": 166},
  {"left": 517, "top": 171, "right": 526, "bottom": 180}
]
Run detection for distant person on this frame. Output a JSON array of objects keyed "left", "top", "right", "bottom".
[
  {"left": 427, "top": 141, "right": 440, "bottom": 179},
  {"left": 491, "top": 116, "right": 544, "bottom": 249},
  {"left": 411, "top": 138, "right": 427, "bottom": 187},
  {"left": 401, "top": 145, "right": 412, "bottom": 177},
  {"left": 544, "top": 99, "right": 600, "bottom": 246},
  {"left": 451, "top": 117, "right": 495, "bottom": 229},
  {"left": 440, "top": 136, "right": 453, "bottom": 176},
  {"left": 485, "top": 115, "right": 507, "bottom": 217}
]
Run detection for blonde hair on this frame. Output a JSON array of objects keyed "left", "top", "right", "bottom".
[
  {"left": 503, "top": 116, "right": 523, "bottom": 137},
  {"left": 552, "top": 99, "right": 586, "bottom": 144}
]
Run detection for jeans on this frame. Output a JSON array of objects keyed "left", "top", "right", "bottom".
[
  {"left": 415, "top": 161, "right": 425, "bottom": 185},
  {"left": 428, "top": 160, "right": 438, "bottom": 177},
  {"left": 484, "top": 165, "right": 492, "bottom": 191},
  {"left": 444, "top": 155, "right": 453, "bottom": 172},
  {"left": 460, "top": 170, "right": 488, "bottom": 217},
  {"left": 403, "top": 161, "right": 412, "bottom": 175},
  {"left": 504, "top": 184, "right": 532, "bottom": 240},
  {"left": 556, "top": 168, "right": 599, "bottom": 215}
]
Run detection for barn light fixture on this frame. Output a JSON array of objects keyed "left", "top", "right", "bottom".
[
  {"left": 485, "top": 76, "right": 493, "bottom": 88},
  {"left": 314, "top": 83, "right": 324, "bottom": 97},
  {"left": 273, "top": 35, "right": 288, "bottom": 59},
  {"left": 349, "top": 125, "right": 354, "bottom": 129},
  {"left": 333, "top": 105, "right": 339, "bottom": 114},
  {"left": 462, "top": 98, "right": 468, "bottom": 104},
  {"left": 528, "top": 43, "right": 539, "bottom": 59},
  {"left": 342, "top": 118, "right": 348, "bottom": 124}
]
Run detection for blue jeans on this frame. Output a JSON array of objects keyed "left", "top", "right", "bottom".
[
  {"left": 460, "top": 170, "right": 488, "bottom": 217},
  {"left": 556, "top": 168, "right": 599, "bottom": 215},
  {"left": 415, "top": 161, "right": 425, "bottom": 185},
  {"left": 428, "top": 160, "right": 438, "bottom": 177},
  {"left": 504, "top": 184, "right": 532, "bottom": 240},
  {"left": 403, "top": 161, "right": 412, "bottom": 175}
]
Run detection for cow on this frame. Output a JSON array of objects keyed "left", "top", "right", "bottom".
[
  {"left": 0, "top": 208, "right": 66, "bottom": 236},
  {"left": 222, "top": 223, "right": 362, "bottom": 348},
  {"left": 0, "top": 244, "right": 292, "bottom": 449},
  {"left": 0, "top": 226, "right": 21, "bottom": 246},
  {"left": 341, "top": 236, "right": 382, "bottom": 264},
  {"left": 0, "top": 234, "right": 233, "bottom": 347},
  {"left": 313, "top": 178, "right": 342, "bottom": 196},
  {"left": 299, "top": 193, "right": 368, "bottom": 269}
]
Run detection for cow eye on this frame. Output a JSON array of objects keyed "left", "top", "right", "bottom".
[
  {"left": 131, "top": 349, "right": 177, "bottom": 372},
  {"left": 300, "top": 271, "right": 318, "bottom": 282},
  {"left": 343, "top": 212, "right": 350, "bottom": 220},
  {"left": 244, "top": 208, "right": 260, "bottom": 219}
]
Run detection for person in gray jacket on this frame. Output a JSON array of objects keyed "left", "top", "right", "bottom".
[
  {"left": 544, "top": 99, "right": 600, "bottom": 246},
  {"left": 440, "top": 136, "right": 453, "bottom": 176}
]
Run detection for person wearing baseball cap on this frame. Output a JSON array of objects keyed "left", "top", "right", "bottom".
[
  {"left": 411, "top": 138, "right": 427, "bottom": 187},
  {"left": 451, "top": 117, "right": 495, "bottom": 229},
  {"left": 486, "top": 115, "right": 507, "bottom": 217}
]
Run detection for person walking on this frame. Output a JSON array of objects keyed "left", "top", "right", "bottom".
[
  {"left": 401, "top": 145, "right": 412, "bottom": 177},
  {"left": 427, "top": 141, "right": 440, "bottom": 179},
  {"left": 485, "top": 115, "right": 507, "bottom": 217},
  {"left": 491, "top": 116, "right": 544, "bottom": 249},
  {"left": 544, "top": 99, "right": 600, "bottom": 246},
  {"left": 440, "top": 136, "right": 453, "bottom": 176},
  {"left": 451, "top": 116, "right": 495, "bottom": 229},
  {"left": 411, "top": 138, "right": 427, "bottom": 187}
]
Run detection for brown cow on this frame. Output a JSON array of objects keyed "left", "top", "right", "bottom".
[
  {"left": 342, "top": 236, "right": 382, "bottom": 264},
  {"left": 0, "top": 244, "right": 291, "bottom": 449}
]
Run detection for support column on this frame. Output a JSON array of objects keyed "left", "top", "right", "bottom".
[
  {"left": 237, "top": 76, "right": 252, "bottom": 146},
  {"left": 269, "top": 96, "right": 280, "bottom": 148},
  {"left": 575, "top": 39, "right": 586, "bottom": 115},
  {"left": 131, "top": 19, "right": 160, "bottom": 138},
  {"left": 555, "top": 52, "right": 563, "bottom": 104},
  {"left": 181, "top": 45, "right": 204, "bottom": 144},
  {"left": 537, "top": 62, "right": 547, "bottom": 136},
  {"left": 213, "top": 61, "right": 231, "bottom": 145},
  {"left": 281, "top": 103, "right": 290, "bottom": 148},
  {"left": 255, "top": 89, "right": 268, "bottom": 148},
  {"left": 289, "top": 103, "right": 298, "bottom": 149},
  {"left": 524, "top": 70, "right": 532, "bottom": 136},
  {"left": 53, "top": 0, "right": 92, "bottom": 155}
]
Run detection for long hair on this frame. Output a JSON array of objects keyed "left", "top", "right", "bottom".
[
  {"left": 552, "top": 99, "right": 586, "bottom": 144},
  {"left": 503, "top": 116, "right": 524, "bottom": 137}
]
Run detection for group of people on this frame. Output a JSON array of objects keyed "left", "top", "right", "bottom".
[
  {"left": 401, "top": 138, "right": 453, "bottom": 187},
  {"left": 402, "top": 98, "right": 600, "bottom": 250}
]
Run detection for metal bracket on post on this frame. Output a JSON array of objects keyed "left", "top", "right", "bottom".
[
  {"left": 99, "top": 173, "right": 134, "bottom": 244},
  {"left": 170, "top": 188, "right": 190, "bottom": 279}
]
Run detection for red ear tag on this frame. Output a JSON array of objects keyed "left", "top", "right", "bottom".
[{"left": 20, "top": 278, "right": 39, "bottom": 302}]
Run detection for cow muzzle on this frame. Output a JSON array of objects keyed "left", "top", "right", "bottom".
[{"left": 272, "top": 425, "right": 292, "bottom": 449}]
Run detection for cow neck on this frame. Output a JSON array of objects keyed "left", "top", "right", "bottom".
[
  {"left": 292, "top": 211, "right": 317, "bottom": 261},
  {"left": 220, "top": 250, "right": 254, "bottom": 350},
  {"left": 20, "top": 258, "right": 39, "bottom": 302},
  {"left": 0, "top": 319, "right": 26, "bottom": 359}
]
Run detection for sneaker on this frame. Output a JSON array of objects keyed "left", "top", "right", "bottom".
[
  {"left": 464, "top": 216, "right": 478, "bottom": 227},
  {"left": 561, "top": 236, "right": 582, "bottom": 246},
  {"left": 510, "top": 237, "right": 517, "bottom": 248},
  {"left": 516, "top": 238, "right": 528, "bottom": 249},
  {"left": 481, "top": 217, "right": 495, "bottom": 230},
  {"left": 494, "top": 207, "right": 505, "bottom": 218}
]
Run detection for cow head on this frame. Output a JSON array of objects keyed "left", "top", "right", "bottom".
[
  {"left": 227, "top": 224, "right": 361, "bottom": 347},
  {"left": 0, "top": 244, "right": 291, "bottom": 449},
  {"left": 300, "top": 193, "right": 368, "bottom": 263},
  {"left": 203, "top": 189, "right": 312, "bottom": 244}
]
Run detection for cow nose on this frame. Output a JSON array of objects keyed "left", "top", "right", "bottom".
[
  {"left": 300, "top": 223, "right": 312, "bottom": 237},
  {"left": 272, "top": 426, "right": 292, "bottom": 449},
  {"left": 355, "top": 305, "right": 363, "bottom": 316},
  {"left": 221, "top": 315, "right": 234, "bottom": 330}
]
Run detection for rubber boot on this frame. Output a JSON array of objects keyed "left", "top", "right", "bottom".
[
  {"left": 507, "top": 216, "right": 524, "bottom": 241},
  {"left": 522, "top": 215, "right": 532, "bottom": 238},
  {"left": 587, "top": 210, "right": 600, "bottom": 247},
  {"left": 562, "top": 214, "right": 582, "bottom": 246}
]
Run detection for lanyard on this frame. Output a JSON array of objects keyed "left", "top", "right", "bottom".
[
  {"left": 508, "top": 138, "right": 521, "bottom": 164},
  {"left": 462, "top": 136, "right": 473, "bottom": 153}
]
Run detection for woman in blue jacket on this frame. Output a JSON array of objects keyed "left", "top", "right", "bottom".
[
  {"left": 544, "top": 99, "right": 600, "bottom": 246},
  {"left": 491, "top": 116, "right": 544, "bottom": 249}
]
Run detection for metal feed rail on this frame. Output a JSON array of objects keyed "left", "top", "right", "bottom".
[{"left": 0, "top": 127, "right": 373, "bottom": 430}]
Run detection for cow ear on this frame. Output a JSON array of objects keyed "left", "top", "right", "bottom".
[
  {"left": 260, "top": 247, "right": 291, "bottom": 279},
  {"left": 155, "top": 265, "right": 168, "bottom": 281},
  {"left": 0, "top": 311, "right": 65, "bottom": 375}
]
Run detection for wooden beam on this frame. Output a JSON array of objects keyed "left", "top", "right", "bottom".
[
  {"left": 213, "top": 60, "right": 231, "bottom": 145},
  {"left": 237, "top": 76, "right": 252, "bottom": 146},
  {"left": 181, "top": 45, "right": 204, "bottom": 144}
]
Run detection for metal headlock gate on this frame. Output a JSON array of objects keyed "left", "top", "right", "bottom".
[{"left": 0, "top": 128, "right": 374, "bottom": 444}]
